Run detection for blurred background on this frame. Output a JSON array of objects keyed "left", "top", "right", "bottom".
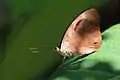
[{"left": 0, "top": 0, "right": 119, "bottom": 80}]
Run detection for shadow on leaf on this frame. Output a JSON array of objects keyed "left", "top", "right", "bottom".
[
  {"left": 99, "top": 0, "right": 120, "bottom": 32},
  {"left": 49, "top": 60, "right": 120, "bottom": 80}
]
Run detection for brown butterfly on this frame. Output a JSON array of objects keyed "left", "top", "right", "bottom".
[{"left": 56, "top": 8, "right": 102, "bottom": 57}]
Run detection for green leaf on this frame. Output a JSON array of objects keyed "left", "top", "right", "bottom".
[{"left": 49, "top": 24, "right": 120, "bottom": 80}]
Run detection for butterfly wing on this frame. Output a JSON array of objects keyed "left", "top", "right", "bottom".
[{"left": 57, "top": 9, "right": 102, "bottom": 57}]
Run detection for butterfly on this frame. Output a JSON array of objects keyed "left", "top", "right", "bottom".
[{"left": 55, "top": 8, "right": 102, "bottom": 57}]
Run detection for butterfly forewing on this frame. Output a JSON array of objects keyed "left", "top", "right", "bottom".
[{"left": 56, "top": 8, "right": 102, "bottom": 57}]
